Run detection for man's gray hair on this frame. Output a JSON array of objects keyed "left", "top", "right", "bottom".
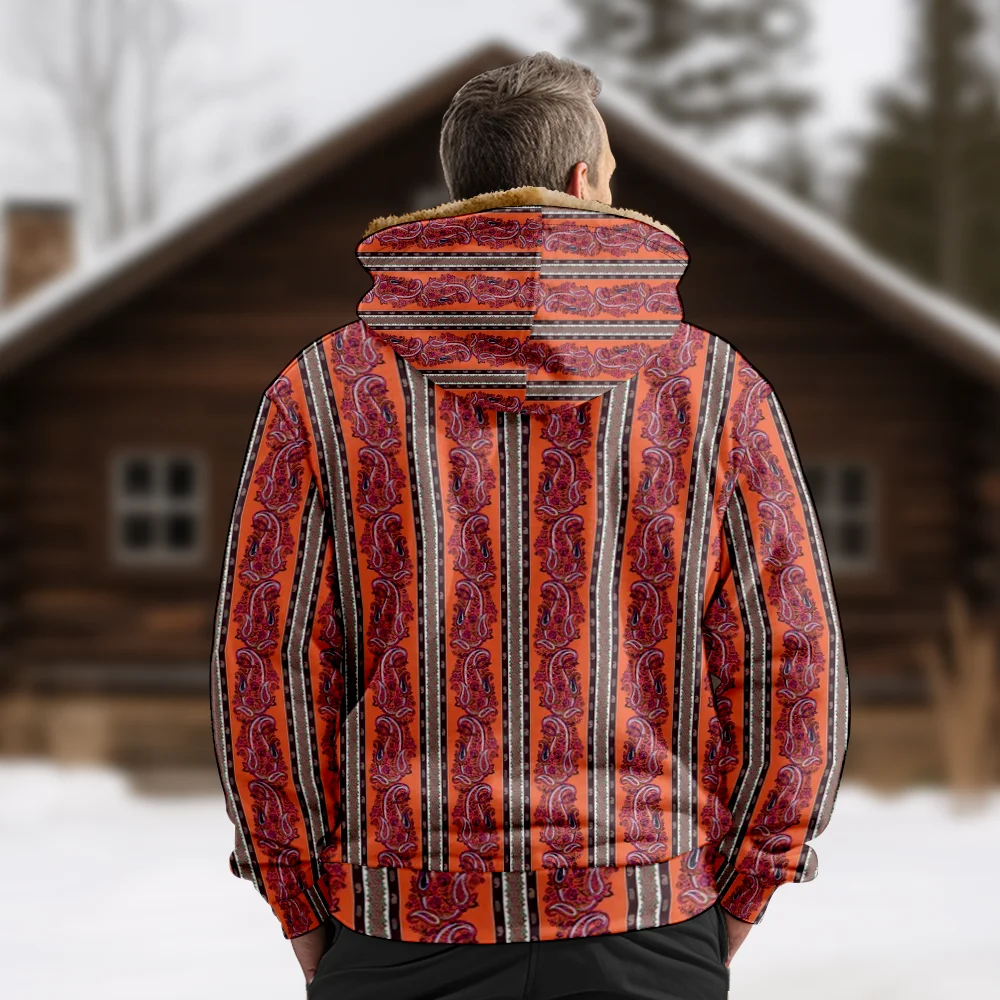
[{"left": 439, "top": 51, "right": 603, "bottom": 200}]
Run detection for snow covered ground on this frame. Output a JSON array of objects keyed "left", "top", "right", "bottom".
[{"left": 2, "top": 758, "right": 996, "bottom": 999}]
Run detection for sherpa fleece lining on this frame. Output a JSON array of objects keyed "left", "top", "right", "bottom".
[{"left": 363, "top": 185, "right": 681, "bottom": 241}]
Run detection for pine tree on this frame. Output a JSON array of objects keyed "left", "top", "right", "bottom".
[
  {"left": 845, "top": 0, "right": 1000, "bottom": 315},
  {"left": 567, "top": 0, "right": 819, "bottom": 197}
]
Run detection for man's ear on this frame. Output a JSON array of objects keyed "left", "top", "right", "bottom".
[{"left": 565, "top": 160, "right": 588, "bottom": 199}]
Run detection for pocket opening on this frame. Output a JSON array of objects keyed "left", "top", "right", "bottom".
[{"left": 716, "top": 903, "right": 730, "bottom": 967}]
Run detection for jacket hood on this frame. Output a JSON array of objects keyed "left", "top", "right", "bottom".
[{"left": 355, "top": 186, "right": 689, "bottom": 414}]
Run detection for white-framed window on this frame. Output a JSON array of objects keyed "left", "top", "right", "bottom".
[
  {"left": 109, "top": 449, "right": 208, "bottom": 567},
  {"left": 801, "top": 458, "right": 878, "bottom": 575}
]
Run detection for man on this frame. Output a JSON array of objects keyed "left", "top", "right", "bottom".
[{"left": 211, "top": 51, "right": 850, "bottom": 999}]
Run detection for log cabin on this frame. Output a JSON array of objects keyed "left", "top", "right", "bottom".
[{"left": 1, "top": 41, "right": 998, "bottom": 786}]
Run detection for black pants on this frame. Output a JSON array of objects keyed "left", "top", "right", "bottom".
[{"left": 306, "top": 902, "right": 730, "bottom": 999}]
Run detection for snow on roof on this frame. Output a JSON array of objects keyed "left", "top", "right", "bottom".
[
  {"left": 594, "top": 81, "right": 1000, "bottom": 385},
  {"left": 2, "top": 37, "right": 1000, "bottom": 385},
  {"left": 0, "top": 39, "right": 505, "bottom": 376}
]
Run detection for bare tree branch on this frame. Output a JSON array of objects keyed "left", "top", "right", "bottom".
[{"left": 6, "top": 0, "right": 293, "bottom": 246}]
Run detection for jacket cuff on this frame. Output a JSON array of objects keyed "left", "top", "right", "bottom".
[
  {"left": 273, "top": 882, "right": 330, "bottom": 940},
  {"left": 717, "top": 883, "right": 773, "bottom": 925},
  {"left": 716, "top": 839, "right": 820, "bottom": 925}
]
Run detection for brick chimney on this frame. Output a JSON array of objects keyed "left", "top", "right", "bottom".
[{"left": 1, "top": 200, "right": 76, "bottom": 308}]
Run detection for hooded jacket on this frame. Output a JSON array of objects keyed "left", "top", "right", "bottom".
[{"left": 210, "top": 186, "right": 850, "bottom": 944}]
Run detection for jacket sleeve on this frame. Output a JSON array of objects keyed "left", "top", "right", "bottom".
[
  {"left": 702, "top": 352, "right": 851, "bottom": 925},
  {"left": 210, "top": 367, "right": 339, "bottom": 940}
]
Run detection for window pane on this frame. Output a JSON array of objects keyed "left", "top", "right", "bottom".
[
  {"left": 123, "top": 514, "right": 155, "bottom": 549},
  {"left": 840, "top": 519, "right": 868, "bottom": 556},
  {"left": 165, "top": 513, "right": 196, "bottom": 549},
  {"left": 123, "top": 458, "right": 154, "bottom": 495},
  {"left": 166, "top": 459, "right": 195, "bottom": 497},
  {"left": 804, "top": 464, "right": 826, "bottom": 504},
  {"left": 840, "top": 465, "right": 867, "bottom": 506}
]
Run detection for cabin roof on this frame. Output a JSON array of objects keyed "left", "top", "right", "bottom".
[{"left": 2, "top": 38, "right": 1000, "bottom": 385}]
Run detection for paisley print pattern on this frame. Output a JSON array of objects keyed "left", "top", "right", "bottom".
[
  {"left": 211, "top": 199, "right": 849, "bottom": 943},
  {"left": 332, "top": 324, "right": 420, "bottom": 874},
  {"left": 221, "top": 376, "right": 324, "bottom": 937},
  {"left": 619, "top": 328, "right": 705, "bottom": 866},
  {"left": 531, "top": 400, "right": 609, "bottom": 937},
  {"left": 442, "top": 390, "right": 502, "bottom": 873},
  {"left": 711, "top": 358, "right": 836, "bottom": 917},
  {"left": 365, "top": 272, "right": 680, "bottom": 317}
]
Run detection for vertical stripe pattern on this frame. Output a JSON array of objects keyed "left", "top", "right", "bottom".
[{"left": 211, "top": 197, "right": 850, "bottom": 942}]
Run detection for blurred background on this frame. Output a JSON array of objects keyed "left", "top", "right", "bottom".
[{"left": 0, "top": 1, "right": 998, "bottom": 997}]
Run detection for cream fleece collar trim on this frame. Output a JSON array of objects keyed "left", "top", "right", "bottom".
[{"left": 363, "top": 185, "right": 681, "bottom": 241}]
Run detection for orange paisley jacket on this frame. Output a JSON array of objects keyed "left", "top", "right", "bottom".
[{"left": 210, "top": 185, "right": 850, "bottom": 943}]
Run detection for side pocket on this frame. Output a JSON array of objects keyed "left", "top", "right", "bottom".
[
  {"left": 313, "top": 919, "right": 345, "bottom": 976},
  {"left": 716, "top": 903, "right": 730, "bottom": 967}
]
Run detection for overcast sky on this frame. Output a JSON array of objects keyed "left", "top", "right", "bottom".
[{"left": 0, "top": 0, "right": 912, "bottom": 244}]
